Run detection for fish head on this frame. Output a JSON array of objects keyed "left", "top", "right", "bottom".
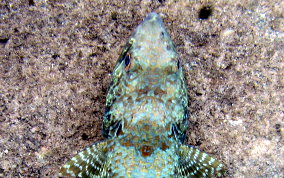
[{"left": 104, "top": 12, "right": 188, "bottom": 143}]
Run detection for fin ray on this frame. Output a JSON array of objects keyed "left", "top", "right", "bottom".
[
  {"left": 59, "top": 141, "right": 108, "bottom": 177},
  {"left": 176, "top": 145, "right": 225, "bottom": 177}
]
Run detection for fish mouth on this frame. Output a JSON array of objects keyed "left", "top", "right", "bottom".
[
  {"left": 133, "top": 12, "right": 167, "bottom": 41},
  {"left": 129, "top": 12, "right": 178, "bottom": 73},
  {"left": 143, "top": 12, "right": 164, "bottom": 26}
]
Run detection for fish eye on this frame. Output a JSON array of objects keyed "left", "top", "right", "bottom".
[
  {"left": 177, "top": 60, "right": 180, "bottom": 69},
  {"left": 124, "top": 53, "right": 131, "bottom": 70}
]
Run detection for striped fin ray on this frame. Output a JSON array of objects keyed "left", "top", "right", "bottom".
[
  {"left": 59, "top": 141, "right": 108, "bottom": 177},
  {"left": 176, "top": 145, "right": 225, "bottom": 178}
]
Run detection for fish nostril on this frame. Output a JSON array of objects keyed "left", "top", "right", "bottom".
[
  {"left": 160, "top": 31, "right": 165, "bottom": 39},
  {"left": 166, "top": 44, "right": 171, "bottom": 51}
]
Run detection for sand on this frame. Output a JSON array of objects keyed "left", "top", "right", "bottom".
[{"left": 0, "top": 0, "right": 283, "bottom": 177}]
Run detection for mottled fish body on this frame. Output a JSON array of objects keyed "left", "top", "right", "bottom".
[{"left": 60, "top": 12, "right": 225, "bottom": 177}]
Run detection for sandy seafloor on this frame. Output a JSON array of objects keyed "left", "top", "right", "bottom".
[{"left": 0, "top": 0, "right": 283, "bottom": 177}]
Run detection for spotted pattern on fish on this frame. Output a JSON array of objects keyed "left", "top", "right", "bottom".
[{"left": 59, "top": 12, "right": 225, "bottom": 178}]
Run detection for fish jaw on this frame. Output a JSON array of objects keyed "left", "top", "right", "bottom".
[{"left": 130, "top": 12, "right": 178, "bottom": 70}]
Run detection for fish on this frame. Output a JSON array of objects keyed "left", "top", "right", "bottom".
[{"left": 59, "top": 12, "right": 225, "bottom": 177}]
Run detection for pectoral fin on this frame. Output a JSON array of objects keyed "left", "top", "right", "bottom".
[
  {"left": 59, "top": 141, "right": 108, "bottom": 178},
  {"left": 176, "top": 145, "right": 225, "bottom": 177}
]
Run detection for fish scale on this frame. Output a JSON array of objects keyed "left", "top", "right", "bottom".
[{"left": 59, "top": 12, "right": 225, "bottom": 177}]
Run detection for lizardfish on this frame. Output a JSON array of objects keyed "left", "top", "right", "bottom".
[{"left": 59, "top": 12, "right": 225, "bottom": 178}]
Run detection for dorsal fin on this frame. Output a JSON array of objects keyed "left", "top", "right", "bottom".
[
  {"left": 59, "top": 141, "right": 108, "bottom": 177},
  {"left": 176, "top": 145, "right": 225, "bottom": 177}
]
